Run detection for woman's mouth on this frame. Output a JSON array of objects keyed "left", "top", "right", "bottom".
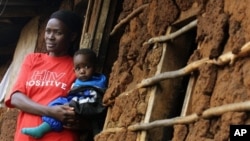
[{"left": 46, "top": 43, "right": 56, "bottom": 48}]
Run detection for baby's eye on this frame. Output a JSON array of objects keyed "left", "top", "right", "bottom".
[{"left": 75, "top": 67, "right": 80, "bottom": 71}]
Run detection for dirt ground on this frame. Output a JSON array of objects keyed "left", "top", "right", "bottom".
[
  {"left": 1, "top": 0, "right": 250, "bottom": 141},
  {"left": 0, "top": 108, "right": 18, "bottom": 140}
]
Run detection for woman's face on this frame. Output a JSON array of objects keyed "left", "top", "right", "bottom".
[
  {"left": 44, "top": 18, "right": 72, "bottom": 56},
  {"left": 73, "top": 54, "right": 95, "bottom": 81}
]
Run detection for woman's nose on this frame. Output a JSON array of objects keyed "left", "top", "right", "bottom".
[{"left": 48, "top": 33, "right": 55, "bottom": 39}]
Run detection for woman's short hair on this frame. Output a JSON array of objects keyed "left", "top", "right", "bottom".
[{"left": 50, "top": 10, "right": 82, "bottom": 34}]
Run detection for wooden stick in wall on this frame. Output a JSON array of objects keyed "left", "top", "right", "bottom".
[
  {"left": 137, "top": 41, "right": 250, "bottom": 88},
  {"left": 128, "top": 100, "right": 250, "bottom": 131},
  {"left": 128, "top": 114, "right": 198, "bottom": 131},
  {"left": 202, "top": 100, "right": 250, "bottom": 118},
  {"left": 143, "top": 19, "right": 198, "bottom": 46},
  {"left": 136, "top": 57, "right": 209, "bottom": 88},
  {"left": 110, "top": 4, "right": 149, "bottom": 36}
]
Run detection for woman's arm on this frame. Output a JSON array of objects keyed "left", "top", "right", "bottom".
[{"left": 11, "top": 92, "right": 75, "bottom": 122}]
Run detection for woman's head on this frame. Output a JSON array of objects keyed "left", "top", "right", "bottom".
[
  {"left": 45, "top": 10, "right": 82, "bottom": 57},
  {"left": 73, "top": 48, "right": 97, "bottom": 81}
]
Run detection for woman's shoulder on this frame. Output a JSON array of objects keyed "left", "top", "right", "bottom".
[
  {"left": 25, "top": 52, "right": 47, "bottom": 59},
  {"left": 22, "top": 53, "right": 48, "bottom": 64},
  {"left": 24, "top": 53, "right": 73, "bottom": 64}
]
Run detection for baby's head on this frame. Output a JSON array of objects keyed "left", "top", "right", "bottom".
[{"left": 73, "top": 48, "right": 97, "bottom": 81}]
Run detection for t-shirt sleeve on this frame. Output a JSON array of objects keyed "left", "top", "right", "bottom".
[{"left": 5, "top": 54, "right": 32, "bottom": 108}]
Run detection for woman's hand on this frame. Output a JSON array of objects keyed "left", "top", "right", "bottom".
[
  {"left": 48, "top": 105, "right": 90, "bottom": 130},
  {"left": 63, "top": 116, "right": 92, "bottom": 131},
  {"left": 63, "top": 116, "right": 81, "bottom": 130},
  {"left": 48, "top": 105, "right": 75, "bottom": 122}
]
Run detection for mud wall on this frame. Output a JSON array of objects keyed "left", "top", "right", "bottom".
[
  {"left": 173, "top": 0, "right": 250, "bottom": 141},
  {"left": 1, "top": 0, "right": 250, "bottom": 141},
  {"left": 96, "top": 0, "right": 196, "bottom": 141},
  {"left": 97, "top": 0, "right": 250, "bottom": 141}
]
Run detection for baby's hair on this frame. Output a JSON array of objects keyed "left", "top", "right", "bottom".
[{"left": 74, "top": 48, "right": 97, "bottom": 64}]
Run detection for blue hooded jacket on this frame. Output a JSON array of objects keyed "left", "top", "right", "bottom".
[{"left": 42, "top": 73, "right": 107, "bottom": 131}]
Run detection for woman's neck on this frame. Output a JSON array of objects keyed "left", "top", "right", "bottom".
[{"left": 48, "top": 51, "right": 68, "bottom": 57}]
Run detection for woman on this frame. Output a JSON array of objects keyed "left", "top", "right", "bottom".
[
  {"left": 21, "top": 48, "right": 107, "bottom": 139},
  {"left": 5, "top": 10, "right": 83, "bottom": 141}
]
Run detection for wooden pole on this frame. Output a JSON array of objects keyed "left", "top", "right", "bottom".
[
  {"left": 128, "top": 100, "right": 250, "bottom": 131},
  {"left": 110, "top": 4, "right": 149, "bottom": 36}
]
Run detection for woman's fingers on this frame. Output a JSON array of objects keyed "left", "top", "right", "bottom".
[{"left": 63, "top": 118, "right": 80, "bottom": 129}]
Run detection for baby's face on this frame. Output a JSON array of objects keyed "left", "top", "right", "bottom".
[{"left": 73, "top": 54, "right": 95, "bottom": 81}]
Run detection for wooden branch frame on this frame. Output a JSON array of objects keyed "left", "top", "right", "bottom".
[
  {"left": 125, "top": 42, "right": 250, "bottom": 131},
  {"left": 128, "top": 100, "right": 250, "bottom": 131},
  {"left": 143, "top": 19, "right": 198, "bottom": 46},
  {"left": 202, "top": 100, "right": 250, "bottom": 118},
  {"left": 99, "top": 100, "right": 250, "bottom": 132},
  {"left": 136, "top": 57, "right": 209, "bottom": 88},
  {"left": 110, "top": 4, "right": 149, "bottom": 36},
  {"left": 137, "top": 41, "right": 250, "bottom": 88},
  {"left": 116, "top": 41, "right": 250, "bottom": 98},
  {"left": 128, "top": 114, "right": 198, "bottom": 131}
]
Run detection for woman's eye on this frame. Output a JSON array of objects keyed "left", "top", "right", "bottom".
[
  {"left": 55, "top": 31, "right": 62, "bottom": 35},
  {"left": 45, "top": 29, "right": 51, "bottom": 34}
]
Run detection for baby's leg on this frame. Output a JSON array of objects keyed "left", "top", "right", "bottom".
[{"left": 21, "top": 122, "right": 51, "bottom": 138}]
